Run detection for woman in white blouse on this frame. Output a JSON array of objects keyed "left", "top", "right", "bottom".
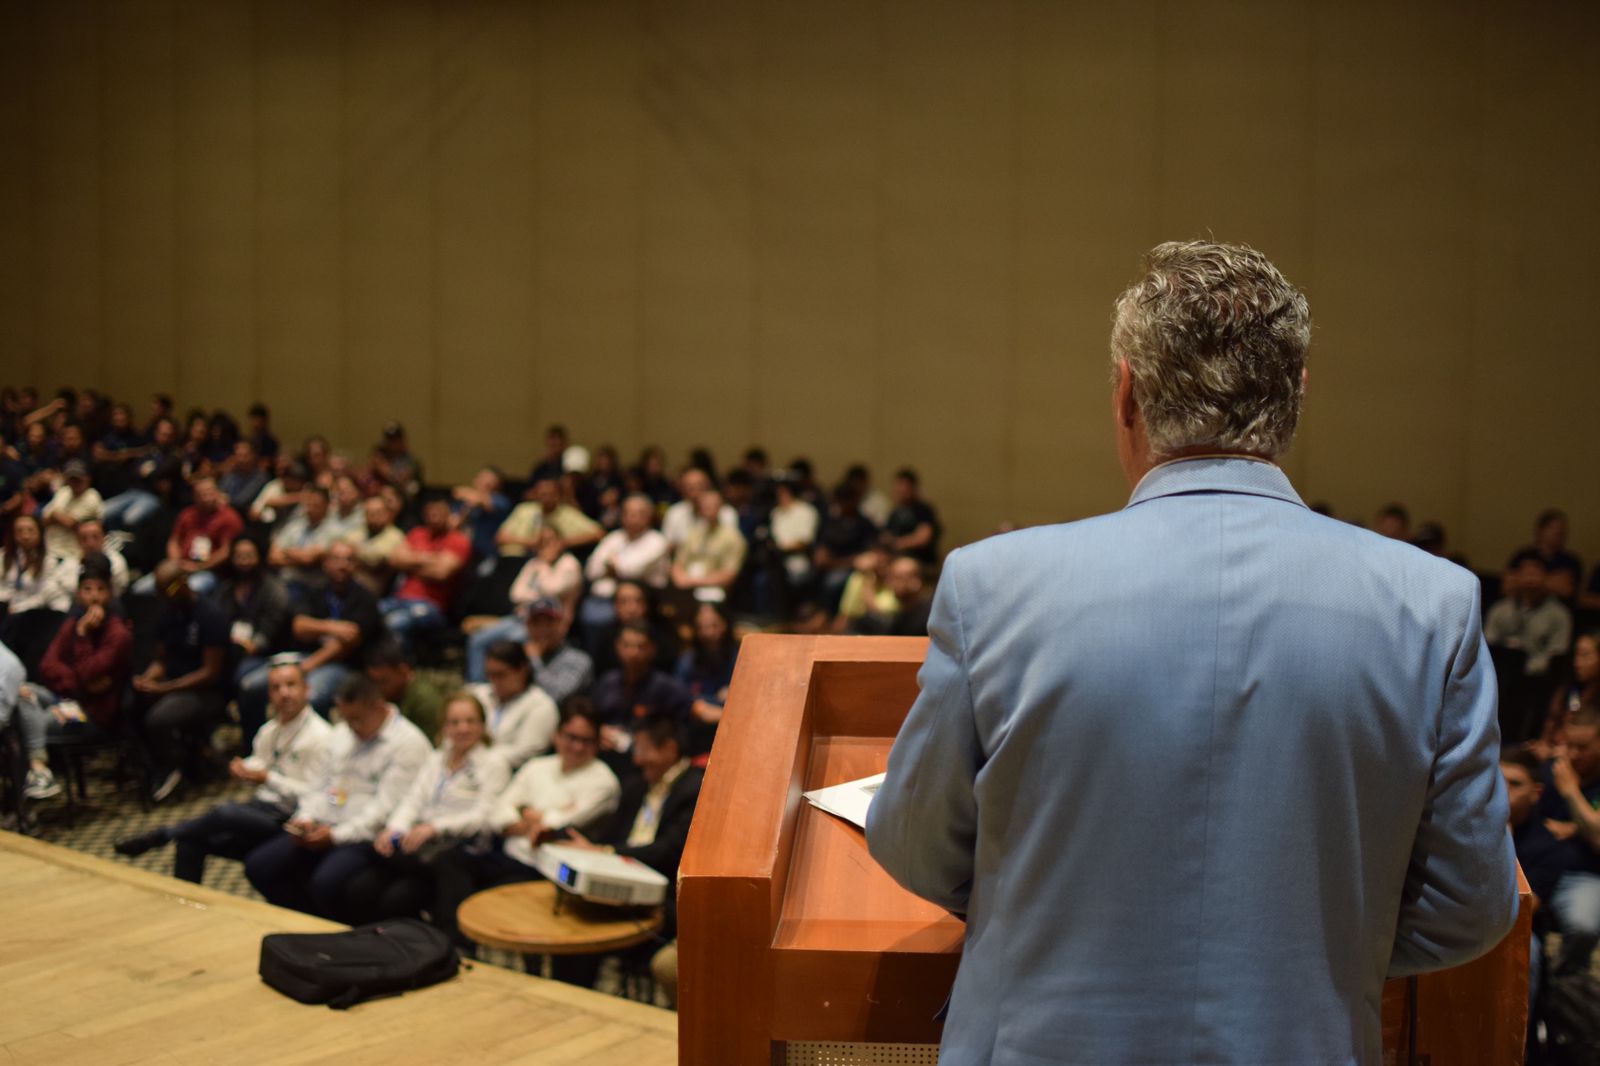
[
  {"left": 0, "top": 514, "right": 70, "bottom": 670},
  {"left": 429, "top": 702, "right": 620, "bottom": 948},
  {"left": 468, "top": 640, "right": 558, "bottom": 769},
  {"left": 463, "top": 526, "right": 582, "bottom": 683},
  {"left": 340, "top": 691, "right": 510, "bottom": 923}
]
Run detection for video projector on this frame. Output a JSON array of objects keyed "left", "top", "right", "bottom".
[{"left": 533, "top": 843, "right": 669, "bottom": 907}]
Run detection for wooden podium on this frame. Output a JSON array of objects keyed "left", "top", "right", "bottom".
[{"left": 679, "top": 635, "right": 1532, "bottom": 1065}]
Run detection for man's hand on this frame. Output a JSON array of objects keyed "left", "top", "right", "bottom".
[
  {"left": 401, "top": 824, "right": 436, "bottom": 855},
  {"left": 562, "top": 828, "right": 604, "bottom": 852},
  {"left": 76, "top": 604, "right": 105, "bottom": 636},
  {"left": 294, "top": 823, "right": 335, "bottom": 851},
  {"left": 229, "top": 757, "right": 268, "bottom": 784},
  {"left": 374, "top": 831, "right": 397, "bottom": 858},
  {"left": 1547, "top": 819, "right": 1579, "bottom": 841},
  {"left": 600, "top": 724, "right": 628, "bottom": 752},
  {"left": 1554, "top": 754, "right": 1583, "bottom": 799},
  {"left": 133, "top": 675, "right": 169, "bottom": 696},
  {"left": 691, "top": 699, "right": 723, "bottom": 724}
]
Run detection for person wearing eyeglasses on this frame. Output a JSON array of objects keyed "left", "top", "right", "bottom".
[{"left": 429, "top": 701, "right": 619, "bottom": 950}]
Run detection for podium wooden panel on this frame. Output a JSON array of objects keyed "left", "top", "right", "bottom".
[{"left": 679, "top": 634, "right": 1531, "bottom": 1065}]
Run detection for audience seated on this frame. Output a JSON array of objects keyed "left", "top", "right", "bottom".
[
  {"left": 342, "top": 689, "right": 510, "bottom": 923},
  {"left": 268, "top": 485, "right": 339, "bottom": 595},
  {"left": 580, "top": 495, "right": 671, "bottom": 634},
  {"left": 0, "top": 514, "right": 70, "bottom": 671},
  {"left": 1486, "top": 554, "right": 1574, "bottom": 676},
  {"left": 243, "top": 673, "right": 430, "bottom": 921},
  {"left": 553, "top": 714, "right": 703, "bottom": 987},
  {"left": 592, "top": 624, "right": 690, "bottom": 775},
  {"left": 364, "top": 638, "right": 447, "bottom": 740},
  {"left": 849, "top": 555, "right": 932, "bottom": 637},
  {"left": 47, "top": 518, "right": 128, "bottom": 600},
  {"left": 217, "top": 439, "right": 269, "bottom": 514},
  {"left": 450, "top": 466, "right": 510, "bottom": 564},
  {"left": 1501, "top": 747, "right": 1569, "bottom": 1042},
  {"left": 498, "top": 475, "right": 603, "bottom": 559},
  {"left": 677, "top": 602, "right": 738, "bottom": 760},
  {"left": 115, "top": 657, "right": 332, "bottom": 882},
  {"left": 248, "top": 458, "right": 308, "bottom": 531},
  {"left": 346, "top": 493, "right": 404, "bottom": 596},
  {"left": 1538, "top": 706, "right": 1600, "bottom": 977},
  {"left": 882, "top": 467, "right": 941, "bottom": 565},
  {"left": 586, "top": 579, "right": 680, "bottom": 677},
  {"left": 1540, "top": 632, "right": 1600, "bottom": 752},
  {"left": 39, "top": 460, "right": 102, "bottom": 563},
  {"left": 465, "top": 527, "right": 583, "bottom": 682},
  {"left": 669, "top": 489, "right": 747, "bottom": 607},
  {"left": 382, "top": 497, "right": 470, "bottom": 647},
  {"left": 431, "top": 702, "right": 619, "bottom": 950},
  {"left": 137, "top": 559, "right": 230, "bottom": 803},
  {"left": 16, "top": 554, "right": 131, "bottom": 799},
  {"left": 1510, "top": 508, "right": 1582, "bottom": 603},
  {"left": 661, "top": 468, "right": 737, "bottom": 550},
  {"left": 21, "top": 379, "right": 1600, "bottom": 1018},
  {"left": 468, "top": 641, "right": 558, "bottom": 770},
  {"left": 238, "top": 542, "right": 383, "bottom": 725},
  {"left": 212, "top": 538, "right": 292, "bottom": 747},
  {"left": 814, "top": 484, "right": 879, "bottom": 612}
]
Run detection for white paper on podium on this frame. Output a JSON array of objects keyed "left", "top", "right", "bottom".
[{"left": 802, "top": 772, "right": 886, "bottom": 830}]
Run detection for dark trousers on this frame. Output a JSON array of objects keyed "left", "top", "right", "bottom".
[
  {"left": 170, "top": 799, "right": 287, "bottom": 883},
  {"left": 430, "top": 845, "right": 539, "bottom": 948},
  {"left": 341, "top": 849, "right": 438, "bottom": 925},
  {"left": 142, "top": 688, "right": 227, "bottom": 777},
  {"left": 244, "top": 833, "right": 374, "bottom": 921}
]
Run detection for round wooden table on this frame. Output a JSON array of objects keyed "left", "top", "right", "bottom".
[{"left": 456, "top": 880, "right": 663, "bottom": 956}]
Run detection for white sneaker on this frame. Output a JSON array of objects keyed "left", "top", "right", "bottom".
[
  {"left": 151, "top": 769, "right": 183, "bottom": 804},
  {"left": 24, "top": 767, "right": 60, "bottom": 800}
]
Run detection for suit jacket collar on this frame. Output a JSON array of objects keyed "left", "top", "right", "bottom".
[{"left": 1126, "top": 456, "right": 1307, "bottom": 510}]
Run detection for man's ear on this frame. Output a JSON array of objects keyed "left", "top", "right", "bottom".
[{"left": 1115, "top": 359, "right": 1139, "bottom": 428}]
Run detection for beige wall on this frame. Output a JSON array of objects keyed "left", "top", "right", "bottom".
[{"left": 2, "top": 1, "right": 1597, "bottom": 567}]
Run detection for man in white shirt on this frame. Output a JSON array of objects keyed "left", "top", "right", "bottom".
[
  {"left": 660, "top": 468, "right": 738, "bottom": 550},
  {"left": 244, "top": 673, "right": 431, "bottom": 919},
  {"left": 46, "top": 519, "right": 129, "bottom": 602},
  {"left": 585, "top": 495, "right": 672, "bottom": 598},
  {"left": 39, "top": 460, "right": 104, "bottom": 563},
  {"left": 115, "top": 658, "right": 333, "bottom": 883}
]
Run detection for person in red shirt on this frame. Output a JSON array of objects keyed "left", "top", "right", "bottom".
[
  {"left": 382, "top": 497, "right": 471, "bottom": 648},
  {"left": 22, "top": 553, "right": 134, "bottom": 799},
  {"left": 157, "top": 476, "right": 244, "bottom": 596}
]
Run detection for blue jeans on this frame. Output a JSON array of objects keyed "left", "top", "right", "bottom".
[
  {"left": 1553, "top": 870, "right": 1600, "bottom": 972},
  {"left": 237, "top": 660, "right": 350, "bottom": 732},
  {"left": 103, "top": 489, "right": 161, "bottom": 531},
  {"left": 380, "top": 597, "right": 446, "bottom": 648},
  {"left": 465, "top": 615, "right": 526, "bottom": 683},
  {"left": 12, "top": 685, "right": 108, "bottom": 758}
]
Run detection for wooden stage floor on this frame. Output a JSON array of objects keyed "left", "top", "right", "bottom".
[{"left": 0, "top": 832, "right": 677, "bottom": 1065}]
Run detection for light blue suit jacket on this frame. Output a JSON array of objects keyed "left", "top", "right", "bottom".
[{"left": 867, "top": 458, "right": 1519, "bottom": 1066}]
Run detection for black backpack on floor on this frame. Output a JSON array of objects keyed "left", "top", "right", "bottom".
[{"left": 259, "top": 919, "right": 460, "bottom": 1009}]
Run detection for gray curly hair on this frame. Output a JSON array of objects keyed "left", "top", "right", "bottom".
[{"left": 1111, "top": 240, "right": 1311, "bottom": 459}]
